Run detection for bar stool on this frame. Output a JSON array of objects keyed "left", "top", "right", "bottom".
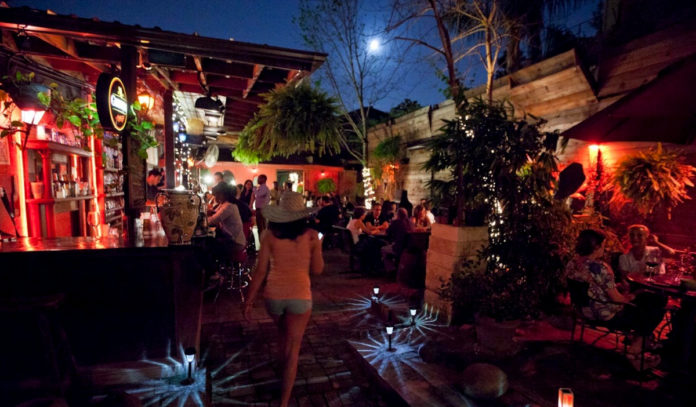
[{"left": 214, "top": 247, "right": 252, "bottom": 303}]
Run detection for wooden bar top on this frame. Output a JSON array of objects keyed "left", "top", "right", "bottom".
[{"left": 0, "top": 235, "right": 182, "bottom": 253}]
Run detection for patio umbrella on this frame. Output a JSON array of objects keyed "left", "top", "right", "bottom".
[{"left": 563, "top": 54, "right": 696, "bottom": 145}]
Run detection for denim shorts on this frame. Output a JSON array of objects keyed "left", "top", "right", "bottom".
[{"left": 265, "top": 299, "right": 313, "bottom": 315}]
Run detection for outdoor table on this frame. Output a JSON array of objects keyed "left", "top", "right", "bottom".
[{"left": 627, "top": 272, "right": 696, "bottom": 371}]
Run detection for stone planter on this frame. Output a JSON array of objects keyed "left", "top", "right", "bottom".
[{"left": 425, "top": 223, "right": 487, "bottom": 324}]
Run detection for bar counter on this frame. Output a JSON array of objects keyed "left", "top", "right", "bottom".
[
  {"left": 0, "top": 235, "right": 170, "bottom": 253},
  {"left": 0, "top": 235, "right": 205, "bottom": 370}
]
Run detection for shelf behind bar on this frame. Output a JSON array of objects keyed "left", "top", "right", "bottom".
[
  {"left": 27, "top": 195, "right": 96, "bottom": 204},
  {"left": 105, "top": 192, "right": 125, "bottom": 198},
  {"left": 25, "top": 140, "right": 93, "bottom": 157},
  {"left": 105, "top": 214, "right": 123, "bottom": 223}
]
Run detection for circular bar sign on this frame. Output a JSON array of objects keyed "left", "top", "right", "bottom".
[{"left": 96, "top": 73, "right": 128, "bottom": 132}]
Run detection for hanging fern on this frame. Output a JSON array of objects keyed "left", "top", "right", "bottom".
[
  {"left": 372, "top": 135, "right": 403, "bottom": 163},
  {"left": 232, "top": 131, "right": 267, "bottom": 164},
  {"left": 611, "top": 143, "right": 696, "bottom": 217},
  {"left": 235, "top": 81, "right": 341, "bottom": 161}
]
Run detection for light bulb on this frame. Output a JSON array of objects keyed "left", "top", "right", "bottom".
[
  {"left": 410, "top": 308, "right": 417, "bottom": 316},
  {"left": 373, "top": 286, "right": 379, "bottom": 295},
  {"left": 385, "top": 326, "right": 393, "bottom": 335}
]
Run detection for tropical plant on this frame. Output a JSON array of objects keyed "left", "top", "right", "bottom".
[
  {"left": 47, "top": 84, "right": 103, "bottom": 141},
  {"left": 234, "top": 81, "right": 342, "bottom": 164},
  {"left": 372, "top": 135, "right": 403, "bottom": 164},
  {"left": 127, "top": 101, "right": 157, "bottom": 159},
  {"left": 317, "top": 178, "right": 337, "bottom": 194},
  {"left": 611, "top": 143, "right": 696, "bottom": 218},
  {"left": 435, "top": 97, "right": 571, "bottom": 321}
]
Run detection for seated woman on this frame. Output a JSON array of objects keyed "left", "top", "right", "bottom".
[
  {"left": 411, "top": 204, "right": 432, "bottom": 231},
  {"left": 347, "top": 207, "right": 386, "bottom": 274},
  {"left": 346, "top": 207, "right": 369, "bottom": 244},
  {"left": 566, "top": 229, "right": 666, "bottom": 369},
  {"left": 208, "top": 183, "right": 247, "bottom": 262}
]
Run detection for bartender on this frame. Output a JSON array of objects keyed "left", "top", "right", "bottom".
[{"left": 146, "top": 168, "right": 163, "bottom": 203}]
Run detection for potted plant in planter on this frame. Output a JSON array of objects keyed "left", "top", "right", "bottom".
[
  {"left": 0, "top": 71, "right": 51, "bottom": 147},
  {"left": 436, "top": 99, "right": 571, "bottom": 348},
  {"left": 1, "top": 71, "right": 50, "bottom": 111}
]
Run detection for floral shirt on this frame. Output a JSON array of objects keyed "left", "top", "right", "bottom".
[{"left": 566, "top": 257, "right": 623, "bottom": 321}]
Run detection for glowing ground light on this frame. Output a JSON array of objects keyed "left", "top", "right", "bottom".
[
  {"left": 397, "top": 304, "right": 448, "bottom": 343},
  {"left": 342, "top": 293, "right": 405, "bottom": 312},
  {"left": 127, "top": 343, "right": 276, "bottom": 406},
  {"left": 351, "top": 330, "right": 422, "bottom": 383}
]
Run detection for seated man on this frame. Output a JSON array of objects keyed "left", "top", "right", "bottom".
[
  {"left": 381, "top": 208, "right": 413, "bottom": 273},
  {"left": 379, "top": 201, "right": 397, "bottom": 224},
  {"left": 363, "top": 202, "right": 389, "bottom": 233},
  {"left": 618, "top": 224, "right": 678, "bottom": 281},
  {"left": 314, "top": 196, "right": 340, "bottom": 235}
]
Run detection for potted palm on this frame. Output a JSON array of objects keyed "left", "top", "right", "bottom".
[{"left": 433, "top": 99, "right": 570, "bottom": 347}]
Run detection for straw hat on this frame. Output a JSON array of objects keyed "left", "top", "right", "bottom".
[{"left": 262, "top": 191, "right": 317, "bottom": 223}]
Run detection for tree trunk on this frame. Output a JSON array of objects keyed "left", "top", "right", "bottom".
[
  {"left": 485, "top": 21, "right": 494, "bottom": 105},
  {"left": 429, "top": 0, "right": 460, "bottom": 101}
]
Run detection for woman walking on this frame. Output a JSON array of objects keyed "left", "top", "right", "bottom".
[{"left": 244, "top": 191, "right": 324, "bottom": 407}]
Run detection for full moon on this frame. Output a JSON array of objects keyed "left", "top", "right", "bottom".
[{"left": 368, "top": 38, "right": 380, "bottom": 52}]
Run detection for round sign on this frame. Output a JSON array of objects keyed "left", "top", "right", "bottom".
[{"left": 96, "top": 73, "right": 128, "bottom": 132}]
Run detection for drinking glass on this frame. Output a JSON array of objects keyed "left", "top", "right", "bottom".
[
  {"left": 677, "top": 253, "right": 691, "bottom": 283},
  {"left": 87, "top": 211, "right": 100, "bottom": 239},
  {"left": 645, "top": 250, "right": 661, "bottom": 283}
]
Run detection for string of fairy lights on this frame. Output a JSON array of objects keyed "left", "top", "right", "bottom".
[{"left": 172, "top": 96, "right": 192, "bottom": 190}]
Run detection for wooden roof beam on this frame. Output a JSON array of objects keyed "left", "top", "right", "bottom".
[
  {"left": 243, "top": 64, "right": 264, "bottom": 99},
  {"left": 193, "top": 56, "right": 207, "bottom": 94},
  {"left": 154, "top": 66, "right": 178, "bottom": 90},
  {"left": 32, "top": 31, "right": 104, "bottom": 74}
]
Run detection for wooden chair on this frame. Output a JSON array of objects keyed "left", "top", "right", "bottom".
[{"left": 567, "top": 278, "right": 648, "bottom": 372}]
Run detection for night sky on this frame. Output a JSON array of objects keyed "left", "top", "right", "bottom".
[{"left": 7, "top": 0, "right": 598, "bottom": 112}]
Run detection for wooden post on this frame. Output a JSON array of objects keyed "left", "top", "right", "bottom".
[
  {"left": 164, "top": 89, "right": 175, "bottom": 189},
  {"left": 120, "top": 45, "right": 145, "bottom": 240}
]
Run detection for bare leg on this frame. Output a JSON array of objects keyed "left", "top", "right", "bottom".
[
  {"left": 278, "top": 310, "right": 311, "bottom": 407},
  {"left": 270, "top": 313, "right": 286, "bottom": 368}
]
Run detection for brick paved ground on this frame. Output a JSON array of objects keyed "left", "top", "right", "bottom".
[
  {"left": 199, "top": 245, "right": 696, "bottom": 407},
  {"left": 200, "top": 246, "right": 399, "bottom": 406}
]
